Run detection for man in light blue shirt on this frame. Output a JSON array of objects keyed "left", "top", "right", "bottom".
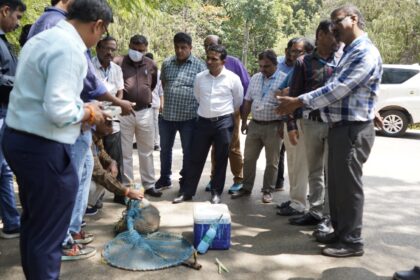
[{"left": 3, "top": 0, "right": 111, "bottom": 278}]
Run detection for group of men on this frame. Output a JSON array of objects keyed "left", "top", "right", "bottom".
[{"left": 0, "top": 0, "right": 418, "bottom": 279}]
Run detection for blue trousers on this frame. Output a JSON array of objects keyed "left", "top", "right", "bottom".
[
  {"left": 157, "top": 117, "right": 195, "bottom": 188},
  {"left": 182, "top": 115, "right": 233, "bottom": 196},
  {"left": 3, "top": 127, "right": 78, "bottom": 280},
  {"left": 0, "top": 106, "right": 20, "bottom": 231}
]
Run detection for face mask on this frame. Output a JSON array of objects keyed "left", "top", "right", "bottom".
[{"left": 128, "top": 49, "right": 143, "bottom": 62}]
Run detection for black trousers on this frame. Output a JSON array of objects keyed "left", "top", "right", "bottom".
[
  {"left": 182, "top": 115, "right": 234, "bottom": 196},
  {"left": 3, "top": 127, "right": 78, "bottom": 280},
  {"left": 276, "top": 143, "right": 286, "bottom": 187},
  {"left": 328, "top": 121, "right": 375, "bottom": 249}
]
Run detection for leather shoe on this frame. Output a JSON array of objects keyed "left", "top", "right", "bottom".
[
  {"left": 322, "top": 245, "right": 364, "bottom": 258},
  {"left": 276, "top": 200, "right": 291, "bottom": 209},
  {"left": 276, "top": 205, "right": 303, "bottom": 216},
  {"left": 393, "top": 266, "right": 420, "bottom": 280},
  {"left": 316, "top": 216, "right": 333, "bottom": 234},
  {"left": 144, "top": 187, "right": 163, "bottom": 197},
  {"left": 210, "top": 194, "right": 221, "bottom": 204},
  {"left": 172, "top": 193, "right": 192, "bottom": 204},
  {"left": 230, "top": 189, "right": 251, "bottom": 199},
  {"left": 289, "top": 213, "right": 320, "bottom": 226},
  {"left": 313, "top": 231, "right": 338, "bottom": 244}
]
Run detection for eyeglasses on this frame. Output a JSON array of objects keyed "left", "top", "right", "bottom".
[
  {"left": 102, "top": 24, "right": 110, "bottom": 39},
  {"left": 288, "top": 49, "right": 304, "bottom": 55},
  {"left": 332, "top": 15, "right": 350, "bottom": 25}
]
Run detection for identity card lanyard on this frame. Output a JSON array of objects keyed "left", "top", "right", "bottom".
[{"left": 260, "top": 70, "right": 279, "bottom": 100}]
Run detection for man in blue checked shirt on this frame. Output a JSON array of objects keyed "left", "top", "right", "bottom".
[{"left": 277, "top": 4, "right": 383, "bottom": 258}]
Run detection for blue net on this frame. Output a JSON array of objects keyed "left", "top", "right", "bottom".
[{"left": 103, "top": 200, "right": 194, "bottom": 271}]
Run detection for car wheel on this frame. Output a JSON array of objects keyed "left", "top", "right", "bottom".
[{"left": 380, "top": 110, "right": 408, "bottom": 137}]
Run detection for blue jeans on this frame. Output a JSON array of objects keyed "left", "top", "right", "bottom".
[
  {"left": 63, "top": 130, "right": 93, "bottom": 244},
  {"left": 0, "top": 106, "right": 20, "bottom": 231},
  {"left": 157, "top": 117, "right": 195, "bottom": 188}
]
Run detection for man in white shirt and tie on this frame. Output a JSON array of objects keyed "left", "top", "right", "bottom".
[{"left": 173, "top": 44, "right": 243, "bottom": 204}]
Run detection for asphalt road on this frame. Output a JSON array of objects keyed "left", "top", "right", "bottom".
[{"left": 0, "top": 130, "right": 419, "bottom": 280}]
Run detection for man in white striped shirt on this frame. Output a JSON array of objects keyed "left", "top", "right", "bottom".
[{"left": 173, "top": 45, "right": 243, "bottom": 204}]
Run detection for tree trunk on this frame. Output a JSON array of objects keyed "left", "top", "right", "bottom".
[{"left": 242, "top": 20, "right": 250, "bottom": 66}]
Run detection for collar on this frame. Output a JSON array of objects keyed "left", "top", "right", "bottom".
[
  {"left": 171, "top": 54, "right": 193, "bottom": 64},
  {"left": 343, "top": 33, "right": 368, "bottom": 53},
  {"left": 207, "top": 66, "right": 227, "bottom": 78},
  {"left": 44, "top": 6, "right": 68, "bottom": 16},
  {"left": 264, "top": 68, "right": 280, "bottom": 80},
  {"left": 92, "top": 56, "right": 112, "bottom": 71},
  {"left": 56, "top": 20, "right": 87, "bottom": 53}
]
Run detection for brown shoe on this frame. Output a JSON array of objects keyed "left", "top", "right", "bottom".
[{"left": 262, "top": 192, "right": 272, "bottom": 203}]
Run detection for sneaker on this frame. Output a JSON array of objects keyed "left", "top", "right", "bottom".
[
  {"left": 71, "top": 230, "right": 94, "bottom": 245},
  {"left": 155, "top": 181, "right": 172, "bottom": 191},
  {"left": 0, "top": 228, "right": 20, "bottom": 239},
  {"left": 262, "top": 192, "right": 273, "bottom": 203},
  {"left": 85, "top": 206, "right": 98, "bottom": 216},
  {"left": 205, "top": 181, "right": 211, "bottom": 192},
  {"left": 61, "top": 243, "right": 96, "bottom": 261},
  {"left": 228, "top": 183, "right": 242, "bottom": 194}
]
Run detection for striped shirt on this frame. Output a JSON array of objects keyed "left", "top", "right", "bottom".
[
  {"left": 299, "top": 34, "right": 382, "bottom": 123},
  {"left": 245, "top": 70, "right": 287, "bottom": 121},
  {"left": 160, "top": 55, "right": 206, "bottom": 121}
]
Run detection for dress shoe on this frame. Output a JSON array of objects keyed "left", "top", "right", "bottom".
[
  {"left": 276, "top": 200, "right": 291, "bottom": 209},
  {"left": 144, "top": 187, "right": 163, "bottom": 198},
  {"left": 172, "top": 193, "right": 192, "bottom": 204},
  {"left": 276, "top": 205, "right": 303, "bottom": 216},
  {"left": 289, "top": 212, "right": 321, "bottom": 226},
  {"left": 274, "top": 183, "right": 284, "bottom": 192},
  {"left": 314, "top": 231, "right": 338, "bottom": 244},
  {"left": 393, "top": 266, "right": 420, "bottom": 280},
  {"left": 210, "top": 194, "right": 221, "bottom": 204},
  {"left": 322, "top": 245, "right": 364, "bottom": 258},
  {"left": 230, "top": 188, "right": 251, "bottom": 199},
  {"left": 155, "top": 181, "right": 172, "bottom": 191}
]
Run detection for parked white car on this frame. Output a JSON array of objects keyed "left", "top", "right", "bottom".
[{"left": 377, "top": 64, "right": 420, "bottom": 137}]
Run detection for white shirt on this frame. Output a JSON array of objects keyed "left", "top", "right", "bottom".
[
  {"left": 151, "top": 70, "right": 163, "bottom": 108},
  {"left": 92, "top": 57, "right": 124, "bottom": 97},
  {"left": 92, "top": 57, "right": 124, "bottom": 133},
  {"left": 193, "top": 67, "right": 243, "bottom": 118},
  {"left": 6, "top": 20, "right": 87, "bottom": 144}
]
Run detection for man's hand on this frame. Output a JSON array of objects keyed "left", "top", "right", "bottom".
[
  {"left": 276, "top": 96, "right": 304, "bottom": 115},
  {"left": 374, "top": 112, "right": 384, "bottom": 129},
  {"left": 288, "top": 129, "right": 299, "bottom": 146},
  {"left": 107, "top": 160, "right": 118, "bottom": 178},
  {"left": 116, "top": 99, "right": 135, "bottom": 116},
  {"left": 127, "top": 188, "right": 144, "bottom": 200},
  {"left": 86, "top": 102, "right": 108, "bottom": 125},
  {"left": 241, "top": 120, "right": 248, "bottom": 135},
  {"left": 274, "top": 87, "right": 289, "bottom": 98}
]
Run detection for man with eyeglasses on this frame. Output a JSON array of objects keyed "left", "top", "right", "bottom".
[
  {"left": 91, "top": 36, "right": 125, "bottom": 210},
  {"left": 277, "top": 5, "right": 382, "bottom": 257},
  {"left": 114, "top": 35, "right": 162, "bottom": 198}
]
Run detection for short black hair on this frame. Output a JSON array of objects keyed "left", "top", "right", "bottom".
[
  {"left": 207, "top": 44, "right": 227, "bottom": 60},
  {"left": 286, "top": 37, "right": 314, "bottom": 54},
  {"left": 174, "top": 32, "right": 192, "bottom": 46},
  {"left": 19, "top": 23, "right": 31, "bottom": 47},
  {"left": 130, "top": 34, "right": 148, "bottom": 45},
  {"left": 332, "top": 4, "right": 366, "bottom": 30},
  {"left": 51, "top": 0, "right": 60, "bottom": 5},
  {"left": 0, "top": 0, "right": 26, "bottom": 11},
  {"left": 145, "top": 52, "right": 154, "bottom": 60},
  {"left": 67, "top": 0, "right": 113, "bottom": 24},
  {"left": 315, "top": 20, "right": 333, "bottom": 40},
  {"left": 258, "top": 50, "right": 278, "bottom": 65},
  {"left": 96, "top": 35, "right": 116, "bottom": 48}
]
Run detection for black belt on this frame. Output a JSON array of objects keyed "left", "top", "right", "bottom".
[
  {"left": 198, "top": 114, "right": 232, "bottom": 122},
  {"left": 133, "top": 104, "right": 151, "bottom": 111},
  {"left": 329, "top": 120, "right": 372, "bottom": 128},
  {"left": 252, "top": 119, "right": 281, "bottom": 125}
]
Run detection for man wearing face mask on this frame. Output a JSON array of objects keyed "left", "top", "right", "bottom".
[{"left": 114, "top": 34, "right": 161, "bottom": 197}]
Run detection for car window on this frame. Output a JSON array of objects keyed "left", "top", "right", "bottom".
[{"left": 381, "top": 68, "right": 420, "bottom": 84}]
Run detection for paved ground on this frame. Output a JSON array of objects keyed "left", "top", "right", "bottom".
[{"left": 0, "top": 130, "right": 419, "bottom": 280}]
